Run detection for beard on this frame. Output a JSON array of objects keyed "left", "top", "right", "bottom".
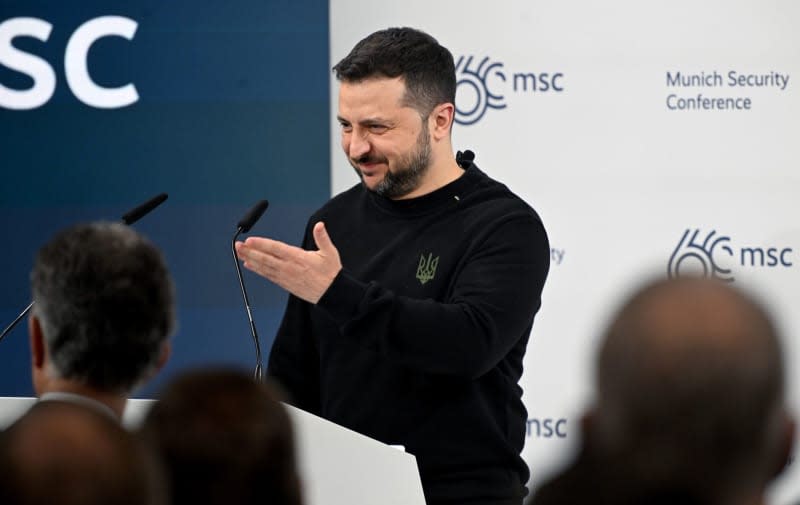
[{"left": 351, "top": 121, "right": 432, "bottom": 199}]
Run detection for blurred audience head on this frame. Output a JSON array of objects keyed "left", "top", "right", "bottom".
[
  {"left": 140, "top": 369, "right": 303, "bottom": 505},
  {"left": 0, "top": 401, "right": 165, "bottom": 505},
  {"left": 588, "top": 276, "right": 794, "bottom": 502}
]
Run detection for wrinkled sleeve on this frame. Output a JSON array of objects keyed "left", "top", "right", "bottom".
[
  {"left": 267, "top": 223, "right": 322, "bottom": 414},
  {"left": 316, "top": 215, "right": 549, "bottom": 379}
]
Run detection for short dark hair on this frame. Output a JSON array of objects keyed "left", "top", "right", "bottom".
[
  {"left": 30, "top": 222, "right": 175, "bottom": 393},
  {"left": 333, "top": 27, "right": 456, "bottom": 116},
  {"left": 140, "top": 369, "right": 303, "bottom": 505},
  {"left": 0, "top": 401, "right": 166, "bottom": 505}
]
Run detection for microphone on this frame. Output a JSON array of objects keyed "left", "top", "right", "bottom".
[
  {"left": 0, "top": 193, "right": 169, "bottom": 344},
  {"left": 122, "top": 193, "right": 168, "bottom": 225},
  {"left": 237, "top": 199, "right": 269, "bottom": 233},
  {"left": 231, "top": 200, "right": 269, "bottom": 381},
  {"left": 455, "top": 149, "right": 475, "bottom": 168}
]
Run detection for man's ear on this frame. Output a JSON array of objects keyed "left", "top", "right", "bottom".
[
  {"left": 581, "top": 407, "right": 596, "bottom": 434},
  {"left": 429, "top": 102, "right": 455, "bottom": 141},
  {"left": 28, "top": 315, "right": 45, "bottom": 369},
  {"left": 771, "top": 410, "right": 796, "bottom": 479},
  {"left": 140, "top": 341, "right": 171, "bottom": 386},
  {"left": 580, "top": 406, "right": 606, "bottom": 451},
  {"left": 155, "top": 341, "right": 171, "bottom": 373}
]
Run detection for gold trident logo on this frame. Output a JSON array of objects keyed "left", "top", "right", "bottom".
[{"left": 416, "top": 253, "right": 439, "bottom": 285}]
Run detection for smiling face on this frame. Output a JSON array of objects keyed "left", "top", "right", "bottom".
[{"left": 337, "top": 76, "right": 433, "bottom": 199}]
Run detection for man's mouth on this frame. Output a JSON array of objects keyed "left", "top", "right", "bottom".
[{"left": 355, "top": 158, "right": 385, "bottom": 174}]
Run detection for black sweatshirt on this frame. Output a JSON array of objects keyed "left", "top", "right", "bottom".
[{"left": 268, "top": 159, "right": 550, "bottom": 505}]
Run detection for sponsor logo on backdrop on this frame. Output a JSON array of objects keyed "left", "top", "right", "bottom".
[
  {"left": 668, "top": 229, "right": 793, "bottom": 281},
  {"left": 454, "top": 56, "right": 565, "bottom": 125},
  {"left": 527, "top": 417, "right": 567, "bottom": 439},
  {"left": 664, "top": 70, "right": 790, "bottom": 111},
  {"left": 0, "top": 16, "right": 139, "bottom": 110}
]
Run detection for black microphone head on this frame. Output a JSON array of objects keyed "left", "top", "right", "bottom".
[
  {"left": 237, "top": 200, "right": 269, "bottom": 233},
  {"left": 122, "top": 193, "right": 168, "bottom": 225}
]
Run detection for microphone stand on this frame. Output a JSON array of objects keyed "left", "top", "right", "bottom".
[
  {"left": 0, "top": 193, "right": 168, "bottom": 344},
  {"left": 231, "top": 199, "right": 268, "bottom": 383},
  {"left": 0, "top": 302, "right": 33, "bottom": 343},
  {"left": 232, "top": 228, "right": 263, "bottom": 382}
]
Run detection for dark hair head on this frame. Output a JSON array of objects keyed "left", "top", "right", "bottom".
[
  {"left": 592, "top": 276, "right": 786, "bottom": 495},
  {"left": 30, "top": 221, "right": 175, "bottom": 393},
  {"left": 140, "top": 369, "right": 303, "bottom": 505},
  {"left": 333, "top": 27, "right": 456, "bottom": 117},
  {"left": 0, "top": 401, "right": 166, "bottom": 505}
]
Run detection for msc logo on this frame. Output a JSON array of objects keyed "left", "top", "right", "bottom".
[
  {"left": 454, "top": 56, "right": 564, "bottom": 125},
  {"left": 0, "top": 16, "right": 138, "bottom": 110},
  {"left": 526, "top": 417, "right": 567, "bottom": 439},
  {"left": 668, "top": 229, "right": 793, "bottom": 282}
]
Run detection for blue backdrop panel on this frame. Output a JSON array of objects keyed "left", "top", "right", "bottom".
[{"left": 0, "top": 1, "right": 330, "bottom": 396}]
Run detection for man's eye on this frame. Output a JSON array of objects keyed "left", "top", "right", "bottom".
[
  {"left": 339, "top": 123, "right": 352, "bottom": 132},
  {"left": 369, "top": 125, "right": 388, "bottom": 133}
]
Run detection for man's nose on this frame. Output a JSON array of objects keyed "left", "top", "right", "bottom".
[{"left": 347, "top": 130, "right": 370, "bottom": 159}]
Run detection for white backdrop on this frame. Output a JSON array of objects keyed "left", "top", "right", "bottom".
[{"left": 330, "top": 1, "right": 800, "bottom": 503}]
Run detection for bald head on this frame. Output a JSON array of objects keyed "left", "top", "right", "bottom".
[
  {"left": 598, "top": 277, "right": 782, "bottom": 412},
  {"left": 592, "top": 277, "right": 788, "bottom": 497}
]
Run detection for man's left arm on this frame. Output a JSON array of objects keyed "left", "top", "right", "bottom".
[{"left": 236, "top": 216, "right": 550, "bottom": 379}]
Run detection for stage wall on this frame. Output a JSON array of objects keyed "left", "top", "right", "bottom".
[{"left": 330, "top": 2, "right": 800, "bottom": 503}]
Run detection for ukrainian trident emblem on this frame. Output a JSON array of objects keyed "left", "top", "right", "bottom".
[{"left": 416, "top": 253, "right": 439, "bottom": 285}]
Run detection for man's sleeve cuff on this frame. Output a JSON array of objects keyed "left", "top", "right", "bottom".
[{"left": 316, "top": 269, "right": 368, "bottom": 327}]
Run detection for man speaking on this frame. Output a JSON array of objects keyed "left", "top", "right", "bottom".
[{"left": 236, "top": 27, "right": 549, "bottom": 505}]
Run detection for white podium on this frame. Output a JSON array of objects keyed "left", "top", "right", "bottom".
[{"left": 0, "top": 397, "right": 426, "bottom": 505}]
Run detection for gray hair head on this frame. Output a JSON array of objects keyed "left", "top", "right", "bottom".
[{"left": 31, "top": 221, "right": 175, "bottom": 393}]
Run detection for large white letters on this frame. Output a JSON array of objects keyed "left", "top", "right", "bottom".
[
  {"left": 0, "top": 15, "right": 138, "bottom": 110},
  {"left": 0, "top": 18, "right": 56, "bottom": 110},
  {"left": 65, "top": 16, "right": 138, "bottom": 109}
]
